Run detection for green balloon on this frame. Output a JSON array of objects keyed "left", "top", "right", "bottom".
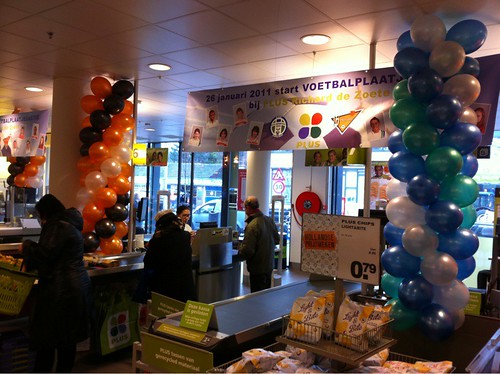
[
  {"left": 439, "top": 174, "right": 479, "bottom": 207},
  {"left": 381, "top": 273, "right": 403, "bottom": 299},
  {"left": 387, "top": 298, "right": 420, "bottom": 331},
  {"left": 389, "top": 97, "right": 427, "bottom": 130},
  {"left": 402, "top": 123, "right": 440, "bottom": 156},
  {"left": 425, "top": 147, "right": 463, "bottom": 182},
  {"left": 460, "top": 204, "right": 477, "bottom": 229},
  {"left": 393, "top": 79, "right": 410, "bottom": 100}
]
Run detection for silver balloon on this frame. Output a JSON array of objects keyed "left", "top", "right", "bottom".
[
  {"left": 402, "top": 224, "right": 438, "bottom": 257},
  {"left": 450, "top": 309, "right": 465, "bottom": 330},
  {"left": 429, "top": 41, "right": 465, "bottom": 77},
  {"left": 421, "top": 252, "right": 458, "bottom": 286},
  {"left": 432, "top": 280, "right": 470, "bottom": 312},
  {"left": 443, "top": 74, "right": 481, "bottom": 106},
  {"left": 410, "top": 15, "right": 446, "bottom": 52},
  {"left": 386, "top": 196, "right": 426, "bottom": 229},
  {"left": 386, "top": 178, "right": 408, "bottom": 200},
  {"left": 460, "top": 106, "right": 478, "bottom": 124}
]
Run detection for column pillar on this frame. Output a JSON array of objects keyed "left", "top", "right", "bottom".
[
  {"left": 49, "top": 77, "right": 85, "bottom": 208},
  {"left": 246, "top": 151, "right": 271, "bottom": 212}
]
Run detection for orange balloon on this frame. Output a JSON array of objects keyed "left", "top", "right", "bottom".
[
  {"left": 82, "top": 116, "right": 91, "bottom": 128},
  {"left": 108, "top": 175, "right": 131, "bottom": 195},
  {"left": 88, "top": 142, "right": 110, "bottom": 162},
  {"left": 82, "top": 219, "right": 96, "bottom": 233},
  {"left": 77, "top": 156, "right": 94, "bottom": 173},
  {"left": 81, "top": 95, "right": 104, "bottom": 114},
  {"left": 82, "top": 202, "right": 105, "bottom": 222},
  {"left": 102, "top": 126, "right": 123, "bottom": 147},
  {"left": 115, "top": 221, "right": 128, "bottom": 238},
  {"left": 30, "top": 155, "right": 46, "bottom": 166},
  {"left": 111, "top": 113, "right": 135, "bottom": 131},
  {"left": 122, "top": 100, "right": 133, "bottom": 115},
  {"left": 14, "top": 174, "right": 26, "bottom": 188},
  {"left": 24, "top": 163, "right": 38, "bottom": 177},
  {"left": 120, "top": 163, "right": 132, "bottom": 178},
  {"left": 100, "top": 236, "right": 123, "bottom": 255},
  {"left": 90, "top": 77, "right": 112, "bottom": 99},
  {"left": 95, "top": 187, "right": 117, "bottom": 208}
]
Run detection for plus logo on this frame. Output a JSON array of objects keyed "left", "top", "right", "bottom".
[
  {"left": 106, "top": 311, "right": 130, "bottom": 349},
  {"left": 298, "top": 113, "right": 323, "bottom": 139}
]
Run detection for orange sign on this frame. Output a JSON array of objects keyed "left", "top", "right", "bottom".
[{"left": 303, "top": 230, "right": 337, "bottom": 251}]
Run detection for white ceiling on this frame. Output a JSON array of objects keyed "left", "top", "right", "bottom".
[{"left": 1, "top": 0, "right": 499, "bottom": 142}]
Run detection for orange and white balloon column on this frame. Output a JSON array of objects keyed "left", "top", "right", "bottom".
[{"left": 77, "top": 77, "right": 135, "bottom": 255}]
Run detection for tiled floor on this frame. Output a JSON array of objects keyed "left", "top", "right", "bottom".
[{"left": 73, "top": 266, "right": 310, "bottom": 373}]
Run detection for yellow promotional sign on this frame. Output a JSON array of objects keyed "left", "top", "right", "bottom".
[{"left": 132, "top": 143, "right": 147, "bottom": 165}]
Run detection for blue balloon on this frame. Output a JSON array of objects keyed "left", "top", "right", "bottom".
[
  {"left": 394, "top": 47, "right": 429, "bottom": 79},
  {"left": 438, "top": 227, "right": 479, "bottom": 260},
  {"left": 388, "top": 151, "right": 426, "bottom": 183},
  {"left": 408, "top": 68, "right": 443, "bottom": 103},
  {"left": 384, "top": 222, "right": 405, "bottom": 246},
  {"left": 440, "top": 122, "right": 482, "bottom": 155},
  {"left": 446, "top": 19, "right": 488, "bottom": 54},
  {"left": 397, "top": 30, "right": 415, "bottom": 51},
  {"left": 456, "top": 256, "right": 476, "bottom": 281},
  {"left": 459, "top": 57, "right": 480, "bottom": 77},
  {"left": 398, "top": 275, "right": 434, "bottom": 310},
  {"left": 381, "top": 245, "right": 422, "bottom": 278},
  {"left": 425, "top": 200, "right": 464, "bottom": 233},
  {"left": 406, "top": 174, "right": 440, "bottom": 206},
  {"left": 388, "top": 129, "right": 407, "bottom": 153},
  {"left": 418, "top": 304, "right": 454, "bottom": 341},
  {"left": 426, "top": 95, "right": 462, "bottom": 129},
  {"left": 461, "top": 153, "right": 478, "bottom": 177}
]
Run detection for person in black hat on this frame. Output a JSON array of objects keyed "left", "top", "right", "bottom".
[
  {"left": 22, "top": 194, "right": 91, "bottom": 373},
  {"left": 143, "top": 212, "right": 196, "bottom": 302}
]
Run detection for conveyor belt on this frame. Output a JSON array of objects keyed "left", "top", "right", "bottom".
[{"left": 212, "top": 279, "right": 360, "bottom": 340}]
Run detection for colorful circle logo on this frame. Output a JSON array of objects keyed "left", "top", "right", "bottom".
[{"left": 298, "top": 113, "right": 323, "bottom": 139}]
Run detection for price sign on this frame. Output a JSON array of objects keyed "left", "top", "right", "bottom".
[{"left": 336, "top": 217, "right": 381, "bottom": 285}]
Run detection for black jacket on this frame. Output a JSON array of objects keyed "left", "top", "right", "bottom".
[
  {"left": 144, "top": 225, "right": 196, "bottom": 302},
  {"left": 23, "top": 208, "right": 91, "bottom": 348}
]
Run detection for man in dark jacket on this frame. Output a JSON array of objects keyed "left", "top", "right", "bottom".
[
  {"left": 239, "top": 196, "right": 280, "bottom": 292},
  {"left": 22, "top": 194, "right": 91, "bottom": 373}
]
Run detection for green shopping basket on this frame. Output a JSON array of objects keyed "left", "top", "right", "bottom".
[{"left": 0, "top": 268, "right": 36, "bottom": 316}]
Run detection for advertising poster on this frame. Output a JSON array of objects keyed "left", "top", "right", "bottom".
[
  {"left": 146, "top": 147, "right": 168, "bottom": 166},
  {"left": 183, "top": 55, "right": 499, "bottom": 153},
  {"left": 0, "top": 110, "right": 49, "bottom": 157}
]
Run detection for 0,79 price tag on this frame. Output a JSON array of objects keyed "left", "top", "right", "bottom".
[{"left": 350, "top": 261, "right": 377, "bottom": 281}]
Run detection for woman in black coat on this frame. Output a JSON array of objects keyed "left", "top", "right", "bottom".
[
  {"left": 22, "top": 194, "right": 91, "bottom": 373},
  {"left": 143, "top": 212, "right": 196, "bottom": 302}
]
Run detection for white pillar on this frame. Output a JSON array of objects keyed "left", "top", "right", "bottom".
[
  {"left": 246, "top": 151, "right": 271, "bottom": 213},
  {"left": 49, "top": 76, "right": 85, "bottom": 208}
]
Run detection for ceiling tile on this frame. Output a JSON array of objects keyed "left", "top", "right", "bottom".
[
  {"left": 305, "top": 0, "right": 411, "bottom": 20},
  {"left": 92, "top": 0, "right": 208, "bottom": 23},
  {"left": 2, "top": 0, "right": 71, "bottom": 14},
  {"left": 0, "top": 5, "right": 30, "bottom": 27},
  {"left": 169, "top": 70, "right": 231, "bottom": 88},
  {"left": 69, "top": 37, "right": 152, "bottom": 64},
  {"left": 219, "top": 0, "right": 330, "bottom": 33},
  {"left": 0, "top": 31, "right": 57, "bottom": 56},
  {"left": 253, "top": 54, "right": 315, "bottom": 80},
  {"left": 166, "top": 46, "right": 242, "bottom": 69},
  {"left": 157, "top": 10, "right": 258, "bottom": 44},
  {"left": 206, "top": 63, "right": 274, "bottom": 84}
]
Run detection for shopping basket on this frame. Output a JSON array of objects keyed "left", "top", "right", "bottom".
[{"left": 0, "top": 268, "right": 36, "bottom": 316}]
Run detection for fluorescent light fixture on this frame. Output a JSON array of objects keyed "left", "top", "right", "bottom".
[
  {"left": 25, "top": 86, "right": 43, "bottom": 92},
  {"left": 300, "top": 34, "right": 330, "bottom": 45},
  {"left": 148, "top": 63, "right": 171, "bottom": 71},
  {"left": 145, "top": 128, "right": 156, "bottom": 132}
]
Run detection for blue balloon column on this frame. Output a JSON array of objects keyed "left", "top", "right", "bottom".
[{"left": 382, "top": 15, "right": 487, "bottom": 341}]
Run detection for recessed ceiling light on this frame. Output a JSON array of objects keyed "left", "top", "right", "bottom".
[
  {"left": 145, "top": 128, "right": 156, "bottom": 132},
  {"left": 300, "top": 34, "right": 330, "bottom": 45},
  {"left": 148, "top": 63, "right": 171, "bottom": 71},
  {"left": 25, "top": 86, "right": 43, "bottom": 92}
]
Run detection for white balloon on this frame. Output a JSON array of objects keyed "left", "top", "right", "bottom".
[
  {"left": 76, "top": 186, "right": 95, "bottom": 207},
  {"left": 443, "top": 74, "right": 481, "bottom": 106},
  {"left": 386, "top": 178, "right": 408, "bottom": 200},
  {"left": 460, "top": 106, "right": 478, "bottom": 124},
  {"left": 109, "top": 145, "right": 131, "bottom": 163},
  {"left": 36, "top": 165, "right": 45, "bottom": 177},
  {"left": 421, "top": 252, "right": 458, "bottom": 286},
  {"left": 433, "top": 280, "right": 470, "bottom": 312},
  {"left": 411, "top": 15, "right": 446, "bottom": 52},
  {"left": 85, "top": 171, "right": 107, "bottom": 191},
  {"left": 386, "top": 196, "right": 426, "bottom": 229},
  {"left": 402, "top": 224, "right": 438, "bottom": 257},
  {"left": 122, "top": 131, "right": 132, "bottom": 145},
  {"left": 429, "top": 41, "right": 465, "bottom": 77},
  {"left": 100, "top": 157, "right": 122, "bottom": 178},
  {"left": 26, "top": 176, "right": 43, "bottom": 189}
]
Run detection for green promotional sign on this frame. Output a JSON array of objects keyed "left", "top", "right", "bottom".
[
  {"left": 180, "top": 301, "right": 214, "bottom": 332},
  {"left": 151, "top": 292, "right": 185, "bottom": 317},
  {"left": 141, "top": 332, "right": 213, "bottom": 373},
  {"left": 156, "top": 323, "right": 205, "bottom": 343},
  {"left": 464, "top": 291, "right": 482, "bottom": 316}
]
